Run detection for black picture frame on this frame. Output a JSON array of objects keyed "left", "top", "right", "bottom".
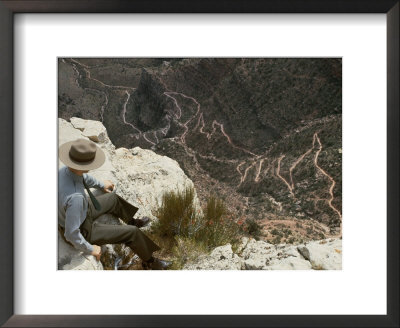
[{"left": 0, "top": 1, "right": 398, "bottom": 327}]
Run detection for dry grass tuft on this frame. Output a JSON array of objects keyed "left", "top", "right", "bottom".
[{"left": 150, "top": 186, "right": 242, "bottom": 268}]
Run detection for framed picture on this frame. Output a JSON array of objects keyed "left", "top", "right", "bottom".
[{"left": 1, "top": 0, "right": 398, "bottom": 327}]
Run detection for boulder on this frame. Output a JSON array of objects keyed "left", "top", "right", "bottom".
[
  {"left": 70, "top": 117, "right": 108, "bottom": 143},
  {"left": 111, "top": 146, "right": 201, "bottom": 220},
  {"left": 297, "top": 239, "right": 342, "bottom": 270},
  {"left": 58, "top": 231, "right": 103, "bottom": 270},
  {"left": 240, "top": 238, "right": 311, "bottom": 270}
]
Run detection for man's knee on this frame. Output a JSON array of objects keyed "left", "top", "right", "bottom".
[
  {"left": 128, "top": 225, "right": 139, "bottom": 239},
  {"left": 99, "top": 192, "right": 119, "bottom": 210},
  {"left": 106, "top": 192, "right": 118, "bottom": 201}
]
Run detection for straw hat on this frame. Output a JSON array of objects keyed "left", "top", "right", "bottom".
[{"left": 59, "top": 138, "right": 105, "bottom": 170}]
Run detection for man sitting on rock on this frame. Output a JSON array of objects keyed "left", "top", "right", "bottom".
[{"left": 58, "top": 138, "right": 171, "bottom": 270}]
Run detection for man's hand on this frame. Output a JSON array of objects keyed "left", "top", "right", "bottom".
[
  {"left": 91, "top": 245, "right": 102, "bottom": 261},
  {"left": 103, "top": 180, "right": 115, "bottom": 193}
]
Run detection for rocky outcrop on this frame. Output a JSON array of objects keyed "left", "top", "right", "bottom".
[
  {"left": 183, "top": 238, "right": 342, "bottom": 270},
  {"left": 58, "top": 117, "right": 200, "bottom": 270},
  {"left": 70, "top": 117, "right": 108, "bottom": 143},
  {"left": 58, "top": 232, "right": 103, "bottom": 270},
  {"left": 296, "top": 239, "right": 342, "bottom": 270}
]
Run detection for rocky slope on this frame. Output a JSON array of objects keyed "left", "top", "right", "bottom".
[
  {"left": 58, "top": 118, "right": 341, "bottom": 270},
  {"left": 58, "top": 58, "right": 342, "bottom": 243}
]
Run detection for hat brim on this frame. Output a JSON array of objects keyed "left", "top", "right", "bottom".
[{"left": 59, "top": 140, "right": 106, "bottom": 170}]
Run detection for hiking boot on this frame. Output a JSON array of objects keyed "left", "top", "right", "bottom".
[
  {"left": 127, "top": 216, "right": 150, "bottom": 228},
  {"left": 142, "top": 257, "right": 172, "bottom": 270}
]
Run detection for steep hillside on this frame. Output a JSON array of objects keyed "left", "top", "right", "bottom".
[{"left": 58, "top": 58, "right": 342, "bottom": 242}]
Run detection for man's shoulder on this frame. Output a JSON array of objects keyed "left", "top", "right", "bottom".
[{"left": 58, "top": 165, "right": 67, "bottom": 177}]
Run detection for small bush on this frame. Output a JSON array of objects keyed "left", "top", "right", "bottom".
[
  {"left": 287, "top": 237, "right": 295, "bottom": 244},
  {"left": 170, "top": 237, "right": 208, "bottom": 269},
  {"left": 152, "top": 186, "right": 201, "bottom": 239},
  {"left": 151, "top": 186, "right": 241, "bottom": 267},
  {"left": 245, "top": 218, "right": 264, "bottom": 241},
  {"left": 283, "top": 228, "right": 292, "bottom": 237},
  {"left": 272, "top": 235, "right": 282, "bottom": 244},
  {"left": 196, "top": 194, "right": 241, "bottom": 249}
]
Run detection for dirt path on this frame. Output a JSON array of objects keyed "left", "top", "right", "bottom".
[
  {"left": 273, "top": 132, "right": 342, "bottom": 221},
  {"left": 289, "top": 141, "right": 315, "bottom": 189},
  {"left": 314, "top": 133, "right": 342, "bottom": 220},
  {"left": 276, "top": 155, "right": 294, "bottom": 196}
]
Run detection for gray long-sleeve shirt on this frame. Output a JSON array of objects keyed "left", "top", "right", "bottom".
[{"left": 58, "top": 165, "right": 105, "bottom": 254}]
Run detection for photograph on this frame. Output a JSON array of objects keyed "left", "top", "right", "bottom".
[
  {"left": 1, "top": 0, "right": 397, "bottom": 324},
  {"left": 58, "top": 57, "right": 343, "bottom": 271}
]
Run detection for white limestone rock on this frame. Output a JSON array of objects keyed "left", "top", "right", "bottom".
[
  {"left": 111, "top": 146, "right": 202, "bottom": 220},
  {"left": 70, "top": 117, "right": 108, "bottom": 143},
  {"left": 266, "top": 255, "right": 312, "bottom": 270},
  {"left": 183, "top": 237, "right": 341, "bottom": 270},
  {"left": 183, "top": 244, "right": 242, "bottom": 270},
  {"left": 58, "top": 118, "right": 115, "bottom": 182},
  {"left": 297, "top": 239, "right": 342, "bottom": 270},
  {"left": 58, "top": 231, "right": 103, "bottom": 270}
]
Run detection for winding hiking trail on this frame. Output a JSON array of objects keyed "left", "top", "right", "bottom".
[
  {"left": 277, "top": 155, "right": 294, "bottom": 196},
  {"left": 122, "top": 90, "right": 141, "bottom": 135},
  {"left": 314, "top": 133, "right": 342, "bottom": 221},
  {"left": 289, "top": 142, "right": 314, "bottom": 190},
  {"left": 254, "top": 159, "right": 265, "bottom": 183},
  {"left": 70, "top": 59, "right": 135, "bottom": 90},
  {"left": 194, "top": 113, "right": 258, "bottom": 157},
  {"left": 274, "top": 132, "right": 342, "bottom": 220},
  {"left": 158, "top": 81, "right": 262, "bottom": 185},
  {"left": 66, "top": 59, "right": 109, "bottom": 122},
  {"left": 163, "top": 91, "right": 201, "bottom": 144},
  {"left": 67, "top": 59, "right": 156, "bottom": 146},
  {"left": 122, "top": 90, "right": 156, "bottom": 146}
]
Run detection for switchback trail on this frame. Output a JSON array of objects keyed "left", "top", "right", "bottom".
[
  {"left": 62, "top": 60, "right": 342, "bottom": 223},
  {"left": 274, "top": 132, "right": 342, "bottom": 221},
  {"left": 314, "top": 133, "right": 342, "bottom": 220}
]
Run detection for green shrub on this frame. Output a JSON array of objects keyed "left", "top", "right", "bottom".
[
  {"left": 245, "top": 218, "right": 264, "bottom": 241},
  {"left": 272, "top": 235, "right": 282, "bottom": 244},
  {"left": 152, "top": 186, "right": 242, "bottom": 267},
  {"left": 283, "top": 228, "right": 292, "bottom": 237},
  {"left": 271, "top": 228, "right": 279, "bottom": 236},
  {"left": 170, "top": 237, "right": 208, "bottom": 270},
  {"left": 152, "top": 186, "right": 201, "bottom": 239},
  {"left": 196, "top": 194, "right": 241, "bottom": 249}
]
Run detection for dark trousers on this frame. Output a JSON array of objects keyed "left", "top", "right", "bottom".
[{"left": 80, "top": 192, "right": 160, "bottom": 261}]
